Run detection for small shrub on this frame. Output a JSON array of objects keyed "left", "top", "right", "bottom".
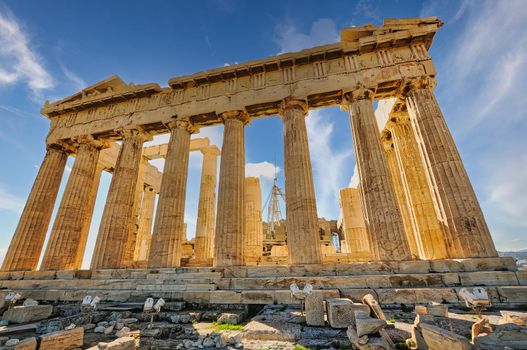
[
  {"left": 213, "top": 323, "right": 243, "bottom": 332},
  {"left": 388, "top": 317, "right": 396, "bottom": 323},
  {"left": 293, "top": 346, "right": 311, "bottom": 350}
]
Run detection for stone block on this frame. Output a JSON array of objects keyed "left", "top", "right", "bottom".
[
  {"left": 355, "top": 310, "right": 387, "bottom": 337},
  {"left": 377, "top": 288, "right": 459, "bottom": 305},
  {"left": 23, "top": 271, "right": 56, "bottom": 280},
  {"left": 241, "top": 291, "right": 274, "bottom": 304},
  {"left": 460, "top": 257, "right": 517, "bottom": 272},
  {"left": 500, "top": 310, "right": 527, "bottom": 326},
  {"left": 243, "top": 320, "right": 301, "bottom": 341},
  {"left": 459, "top": 271, "right": 519, "bottom": 286},
  {"left": 273, "top": 290, "right": 299, "bottom": 304},
  {"left": 497, "top": 286, "right": 527, "bottom": 303},
  {"left": 347, "top": 326, "right": 387, "bottom": 350},
  {"left": 14, "top": 337, "right": 37, "bottom": 350},
  {"left": 340, "top": 289, "right": 377, "bottom": 302},
  {"left": 420, "top": 323, "right": 471, "bottom": 350},
  {"left": 210, "top": 291, "right": 241, "bottom": 304},
  {"left": 326, "top": 298, "right": 370, "bottom": 329},
  {"left": 85, "top": 336, "right": 135, "bottom": 350},
  {"left": 39, "top": 327, "right": 84, "bottom": 350},
  {"left": 430, "top": 259, "right": 464, "bottom": 273},
  {"left": 516, "top": 271, "right": 527, "bottom": 285},
  {"left": 396, "top": 260, "right": 431, "bottom": 274},
  {"left": 55, "top": 270, "right": 76, "bottom": 280},
  {"left": 305, "top": 293, "right": 325, "bottom": 326},
  {"left": 474, "top": 323, "right": 527, "bottom": 350},
  {"left": 2, "top": 305, "right": 53, "bottom": 323}
]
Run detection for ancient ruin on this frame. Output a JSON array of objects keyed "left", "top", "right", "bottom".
[{"left": 0, "top": 16, "right": 526, "bottom": 349}]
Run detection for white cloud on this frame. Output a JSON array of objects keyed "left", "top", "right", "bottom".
[
  {"left": 65, "top": 164, "right": 72, "bottom": 173},
  {"left": 0, "top": 8, "right": 54, "bottom": 93},
  {"left": 348, "top": 165, "right": 359, "bottom": 188},
  {"left": 0, "top": 184, "right": 24, "bottom": 214},
  {"left": 60, "top": 63, "right": 86, "bottom": 91},
  {"left": 306, "top": 109, "right": 353, "bottom": 218},
  {"left": 245, "top": 161, "right": 280, "bottom": 179},
  {"left": 273, "top": 18, "right": 339, "bottom": 53}
]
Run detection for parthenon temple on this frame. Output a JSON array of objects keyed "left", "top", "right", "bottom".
[{"left": 0, "top": 18, "right": 524, "bottom": 308}]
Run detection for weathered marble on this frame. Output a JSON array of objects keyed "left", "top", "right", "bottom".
[
  {"left": 91, "top": 128, "right": 151, "bottom": 269},
  {"left": 405, "top": 78, "right": 498, "bottom": 258},
  {"left": 280, "top": 99, "right": 322, "bottom": 265},
  {"left": 194, "top": 146, "right": 220, "bottom": 262},
  {"left": 2, "top": 146, "right": 68, "bottom": 271},
  {"left": 339, "top": 188, "right": 371, "bottom": 259},
  {"left": 345, "top": 89, "right": 410, "bottom": 261},
  {"left": 214, "top": 111, "right": 247, "bottom": 267},
  {"left": 149, "top": 120, "right": 196, "bottom": 268},
  {"left": 134, "top": 186, "right": 156, "bottom": 262},
  {"left": 244, "top": 177, "right": 263, "bottom": 259},
  {"left": 41, "top": 138, "right": 105, "bottom": 270}
]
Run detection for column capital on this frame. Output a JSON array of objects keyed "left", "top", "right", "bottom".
[
  {"left": 116, "top": 127, "right": 153, "bottom": 142},
  {"left": 73, "top": 135, "right": 111, "bottom": 150},
  {"left": 167, "top": 118, "right": 199, "bottom": 134},
  {"left": 343, "top": 88, "right": 375, "bottom": 105},
  {"left": 278, "top": 98, "right": 308, "bottom": 116},
  {"left": 220, "top": 110, "right": 250, "bottom": 125},
  {"left": 380, "top": 130, "right": 394, "bottom": 152},
  {"left": 201, "top": 145, "right": 221, "bottom": 157},
  {"left": 46, "top": 141, "right": 76, "bottom": 154},
  {"left": 398, "top": 76, "right": 437, "bottom": 98}
]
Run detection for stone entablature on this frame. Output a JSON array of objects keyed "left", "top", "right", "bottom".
[{"left": 41, "top": 18, "right": 441, "bottom": 145}]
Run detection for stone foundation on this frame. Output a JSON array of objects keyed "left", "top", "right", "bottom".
[{"left": 0, "top": 258, "right": 524, "bottom": 307}]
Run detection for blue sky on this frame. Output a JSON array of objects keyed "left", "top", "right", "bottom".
[{"left": 0, "top": 0, "right": 526, "bottom": 268}]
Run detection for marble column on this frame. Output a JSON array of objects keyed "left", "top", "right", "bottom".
[
  {"left": 389, "top": 114, "right": 448, "bottom": 260},
  {"left": 1, "top": 145, "right": 68, "bottom": 271},
  {"left": 339, "top": 187, "right": 371, "bottom": 259},
  {"left": 75, "top": 164, "right": 104, "bottom": 269},
  {"left": 41, "top": 137, "right": 106, "bottom": 270},
  {"left": 134, "top": 186, "right": 156, "bottom": 262},
  {"left": 244, "top": 177, "right": 263, "bottom": 259},
  {"left": 91, "top": 128, "right": 151, "bottom": 269},
  {"left": 121, "top": 158, "right": 147, "bottom": 268},
  {"left": 279, "top": 99, "right": 322, "bottom": 265},
  {"left": 214, "top": 111, "right": 247, "bottom": 267},
  {"left": 345, "top": 89, "right": 411, "bottom": 261},
  {"left": 148, "top": 120, "right": 196, "bottom": 268},
  {"left": 382, "top": 132, "right": 420, "bottom": 259},
  {"left": 405, "top": 78, "right": 497, "bottom": 258},
  {"left": 194, "top": 146, "right": 220, "bottom": 262}
]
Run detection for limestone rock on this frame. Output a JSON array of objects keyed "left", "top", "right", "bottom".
[
  {"left": 355, "top": 310, "right": 387, "bottom": 337},
  {"left": 22, "top": 299, "right": 38, "bottom": 307},
  {"left": 39, "top": 327, "right": 83, "bottom": 350},
  {"left": 420, "top": 323, "right": 472, "bottom": 350},
  {"left": 86, "top": 336, "right": 135, "bottom": 350},
  {"left": 326, "top": 298, "right": 370, "bottom": 328},
  {"left": 346, "top": 326, "right": 387, "bottom": 350},
  {"left": 5, "top": 339, "right": 19, "bottom": 346},
  {"left": 2, "top": 305, "right": 53, "bottom": 323},
  {"left": 116, "top": 327, "right": 130, "bottom": 338},
  {"left": 305, "top": 293, "right": 325, "bottom": 326},
  {"left": 217, "top": 311, "right": 245, "bottom": 325},
  {"left": 500, "top": 310, "right": 527, "bottom": 326},
  {"left": 14, "top": 337, "right": 37, "bottom": 350},
  {"left": 474, "top": 323, "right": 527, "bottom": 350}
]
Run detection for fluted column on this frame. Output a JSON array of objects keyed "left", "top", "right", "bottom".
[
  {"left": 244, "top": 177, "right": 263, "bottom": 259},
  {"left": 405, "top": 78, "right": 497, "bottom": 258},
  {"left": 279, "top": 99, "right": 322, "bottom": 265},
  {"left": 91, "top": 128, "right": 151, "bottom": 269},
  {"left": 339, "top": 187, "right": 371, "bottom": 259},
  {"left": 214, "top": 111, "right": 247, "bottom": 267},
  {"left": 381, "top": 132, "right": 420, "bottom": 259},
  {"left": 75, "top": 164, "right": 104, "bottom": 269},
  {"left": 121, "top": 158, "right": 147, "bottom": 268},
  {"left": 389, "top": 114, "right": 448, "bottom": 259},
  {"left": 345, "top": 89, "right": 411, "bottom": 261},
  {"left": 41, "top": 137, "right": 107, "bottom": 270},
  {"left": 1, "top": 145, "right": 68, "bottom": 271},
  {"left": 194, "top": 146, "right": 220, "bottom": 262},
  {"left": 134, "top": 186, "right": 156, "bottom": 262},
  {"left": 148, "top": 120, "right": 196, "bottom": 268}
]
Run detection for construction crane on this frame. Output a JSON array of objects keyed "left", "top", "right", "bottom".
[{"left": 264, "top": 172, "right": 286, "bottom": 240}]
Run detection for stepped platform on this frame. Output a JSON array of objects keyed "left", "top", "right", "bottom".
[{"left": 0, "top": 257, "right": 525, "bottom": 307}]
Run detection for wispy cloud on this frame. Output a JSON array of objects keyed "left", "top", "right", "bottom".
[
  {"left": 0, "top": 7, "right": 54, "bottom": 94},
  {"left": 0, "top": 184, "right": 24, "bottom": 214},
  {"left": 306, "top": 109, "right": 353, "bottom": 219},
  {"left": 273, "top": 18, "right": 339, "bottom": 53},
  {"left": 246, "top": 161, "right": 280, "bottom": 179},
  {"left": 60, "top": 63, "right": 86, "bottom": 91}
]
